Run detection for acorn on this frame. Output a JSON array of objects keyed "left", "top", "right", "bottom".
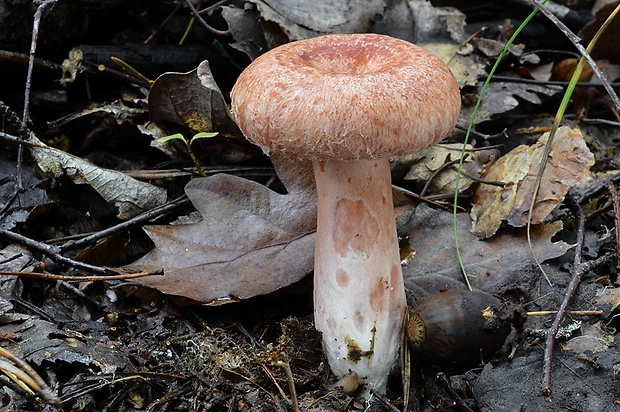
[{"left": 407, "top": 290, "right": 511, "bottom": 367}]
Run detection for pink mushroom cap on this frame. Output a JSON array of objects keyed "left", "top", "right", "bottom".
[{"left": 230, "top": 33, "right": 461, "bottom": 161}]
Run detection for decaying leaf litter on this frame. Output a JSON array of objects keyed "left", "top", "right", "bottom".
[{"left": 0, "top": 0, "right": 619, "bottom": 410}]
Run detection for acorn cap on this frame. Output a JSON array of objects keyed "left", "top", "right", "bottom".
[{"left": 230, "top": 33, "right": 461, "bottom": 161}]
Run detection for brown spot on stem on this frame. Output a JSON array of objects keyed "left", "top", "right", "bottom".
[
  {"left": 332, "top": 198, "right": 379, "bottom": 257},
  {"left": 370, "top": 276, "right": 388, "bottom": 312},
  {"left": 336, "top": 269, "right": 350, "bottom": 288},
  {"left": 354, "top": 310, "right": 365, "bottom": 331}
]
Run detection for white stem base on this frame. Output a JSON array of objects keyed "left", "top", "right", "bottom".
[{"left": 312, "top": 158, "right": 406, "bottom": 393}]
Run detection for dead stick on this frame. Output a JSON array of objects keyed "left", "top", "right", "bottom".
[
  {"left": 17, "top": 0, "right": 57, "bottom": 191},
  {"left": 607, "top": 183, "right": 620, "bottom": 269},
  {"left": 0, "top": 346, "right": 60, "bottom": 406},
  {"left": 527, "top": 310, "right": 603, "bottom": 317},
  {"left": 0, "top": 270, "right": 161, "bottom": 282},
  {"left": 0, "top": 228, "right": 117, "bottom": 276},
  {"left": 530, "top": 0, "right": 620, "bottom": 113},
  {"left": 59, "top": 195, "right": 191, "bottom": 253},
  {"left": 542, "top": 196, "right": 612, "bottom": 396}
]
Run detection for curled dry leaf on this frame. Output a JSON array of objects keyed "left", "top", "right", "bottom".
[
  {"left": 471, "top": 127, "right": 595, "bottom": 239},
  {"left": 401, "top": 143, "right": 498, "bottom": 196},
  {"left": 131, "top": 157, "right": 317, "bottom": 305},
  {"left": 27, "top": 135, "right": 166, "bottom": 220},
  {"left": 148, "top": 61, "right": 241, "bottom": 137}
]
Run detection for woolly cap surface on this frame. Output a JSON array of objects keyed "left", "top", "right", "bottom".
[{"left": 231, "top": 33, "right": 461, "bottom": 161}]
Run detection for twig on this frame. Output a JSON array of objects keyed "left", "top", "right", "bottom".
[
  {"left": 18, "top": 0, "right": 57, "bottom": 192},
  {"left": 541, "top": 197, "right": 613, "bottom": 396},
  {"left": 367, "top": 389, "right": 400, "bottom": 412},
  {"left": 272, "top": 358, "right": 298, "bottom": 412},
  {"left": 57, "top": 280, "right": 102, "bottom": 308},
  {"left": 145, "top": 0, "right": 185, "bottom": 44},
  {"left": 490, "top": 75, "right": 620, "bottom": 89},
  {"left": 436, "top": 372, "right": 475, "bottom": 412},
  {"left": 196, "top": 0, "right": 230, "bottom": 15},
  {"left": 0, "top": 346, "right": 60, "bottom": 406},
  {"left": 391, "top": 185, "right": 461, "bottom": 212},
  {"left": 530, "top": 0, "right": 620, "bottom": 114},
  {"left": 23, "top": 0, "right": 57, "bottom": 125},
  {"left": 527, "top": 310, "right": 603, "bottom": 317},
  {"left": 58, "top": 195, "right": 191, "bottom": 253},
  {"left": 183, "top": 0, "right": 230, "bottom": 37},
  {"left": 0, "top": 104, "right": 34, "bottom": 219},
  {"left": 607, "top": 183, "right": 620, "bottom": 269},
  {"left": 0, "top": 269, "right": 161, "bottom": 282},
  {"left": 0, "top": 228, "right": 119, "bottom": 276}
]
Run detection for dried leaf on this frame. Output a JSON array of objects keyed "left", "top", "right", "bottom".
[
  {"left": 132, "top": 158, "right": 317, "bottom": 305},
  {"left": 0, "top": 317, "right": 130, "bottom": 375},
  {"left": 401, "top": 204, "right": 570, "bottom": 302},
  {"left": 0, "top": 159, "right": 48, "bottom": 230},
  {"left": 473, "top": 350, "right": 615, "bottom": 411},
  {"left": 481, "top": 81, "right": 562, "bottom": 117},
  {"left": 0, "top": 244, "right": 36, "bottom": 273},
  {"left": 221, "top": 6, "right": 269, "bottom": 61},
  {"left": 248, "top": 0, "right": 386, "bottom": 40},
  {"left": 564, "top": 322, "right": 614, "bottom": 354},
  {"left": 401, "top": 143, "right": 498, "bottom": 196},
  {"left": 581, "top": 0, "right": 620, "bottom": 64},
  {"left": 27, "top": 135, "right": 166, "bottom": 220},
  {"left": 407, "top": 0, "right": 465, "bottom": 43},
  {"left": 471, "top": 127, "right": 595, "bottom": 239},
  {"left": 149, "top": 61, "right": 241, "bottom": 137},
  {"left": 471, "top": 38, "right": 524, "bottom": 58},
  {"left": 596, "top": 287, "right": 620, "bottom": 312},
  {"left": 423, "top": 43, "right": 485, "bottom": 87}
]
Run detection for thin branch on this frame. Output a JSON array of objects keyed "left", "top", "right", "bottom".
[
  {"left": 530, "top": 0, "right": 620, "bottom": 113},
  {"left": 183, "top": 0, "right": 230, "bottom": 37},
  {"left": 542, "top": 197, "right": 613, "bottom": 396},
  {"left": 58, "top": 195, "right": 191, "bottom": 253},
  {"left": 607, "top": 183, "right": 620, "bottom": 269},
  {"left": 18, "top": 0, "right": 57, "bottom": 192},
  {"left": 0, "top": 346, "right": 60, "bottom": 406},
  {"left": 0, "top": 269, "right": 161, "bottom": 282},
  {"left": 0, "top": 229, "right": 118, "bottom": 276}
]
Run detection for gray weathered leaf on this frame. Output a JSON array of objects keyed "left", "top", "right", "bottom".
[
  {"left": 401, "top": 204, "right": 571, "bottom": 304},
  {"left": 131, "top": 157, "right": 317, "bottom": 305},
  {"left": 27, "top": 134, "right": 166, "bottom": 219}
]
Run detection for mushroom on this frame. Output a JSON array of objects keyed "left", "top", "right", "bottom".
[{"left": 230, "top": 33, "right": 461, "bottom": 392}]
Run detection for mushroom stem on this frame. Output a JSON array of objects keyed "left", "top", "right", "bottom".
[{"left": 312, "top": 157, "right": 406, "bottom": 392}]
